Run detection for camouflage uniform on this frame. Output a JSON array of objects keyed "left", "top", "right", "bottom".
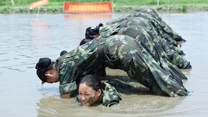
[
  {"left": 107, "top": 8, "right": 186, "bottom": 43},
  {"left": 120, "top": 17, "right": 180, "bottom": 47},
  {"left": 136, "top": 8, "right": 186, "bottom": 42},
  {"left": 76, "top": 82, "right": 122, "bottom": 107},
  {"left": 118, "top": 26, "right": 191, "bottom": 69},
  {"left": 99, "top": 19, "right": 191, "bottom": 69},
  {"left": 55, "top": 35, "right": 188, "bottom": 97},
  {"left": 106, "top": 15, "right": 180, "bottom": 48},
  {"left": 101, "top": 17, "right": 179, "bottom": 51}
]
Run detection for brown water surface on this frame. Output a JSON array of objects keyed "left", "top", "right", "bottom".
[{"left": 0, "top": 12, "right": 208, "bottom": 117}]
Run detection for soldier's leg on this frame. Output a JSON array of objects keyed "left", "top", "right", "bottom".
[
  {"left": 96, "top": 66, "right": 106, "bottom": 77},
  {"left": 107, "top": 79, "right": 135, "bottom": 93},
  {"left": 160, "top": 38, "right": 191, "bottom": 69},
  {"left": 139, "top": 8, "right": 186, "bottom": 42},
  {"left": 121, "top": 37, "right": 188, "bottom": 96},
  {"left": 170, "top": 53, "right": 192, "bottom": 69},
  {"left": 151, "top": 19, "right": 186, "bottom": 42},
  {"left": 126, "top": 51, "right": 188, "bottom": 96},
  {"left": 105, "top": 35, "right": 188, "bottom": 96},
  {"left": 119, "top": 27, "right": 188, "bottom": 81}
]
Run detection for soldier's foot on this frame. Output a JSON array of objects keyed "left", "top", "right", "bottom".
[
  {"left": 178, "top": 50, "right": 186, "bottom": 56},
  {"left": 181, "top": 38, "right": 187, "bottom": 42},
  {"left": 177, "top": 37, "right": 186, "bottom": 43},
  {"left": 184, "top": 62, "right": 192, "bottom": 69}
]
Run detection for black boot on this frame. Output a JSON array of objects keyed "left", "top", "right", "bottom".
[
  {"left": 184, "top": 62, "right": 192, "bottom": 69},
  {"left": 178, "top": 50, "right": 186, "bottom": 56}
]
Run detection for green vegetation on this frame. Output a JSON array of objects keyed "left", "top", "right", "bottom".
[
  {"left": 1, "top": 0, "right": 208, "bottom": 6},
  {"left": 0, "top": 0, "right": 208, "bottom": 13}
]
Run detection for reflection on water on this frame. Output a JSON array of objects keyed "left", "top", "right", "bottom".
[
  {"left": 1, "top": 12, "right": 208, "bottom": 117},
  {"left": 31, "top": 19, "right": 50, "bottom": 48},
  {"left": 64, "top": 13, "right": 113, "bottom": 40},
  {"left": 64, "top": 13, "right": 112, "bottom": 20}
]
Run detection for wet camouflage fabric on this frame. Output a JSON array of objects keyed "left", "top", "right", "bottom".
[
  {"left": 99, "top": 19, "right": 191, "bottom": 69},
  {"left": 118, "top": 26, "right": 191, "bottom": 69},
  {"left": 56, "top": 35, "right": 188, "bottom": 97},
  {"left": 119, "top": 17, "right": 180, "bottom": 47},
  {"left": 107, "top": 7, "right": 186, "bottom": 42},
  {"left": 134, "top": 8, "right": 185, "bottom": 42},
  {"left": 56, "top": 38, "right": 103, "bottom": 95},
  {"left": 76, "top": 82, "right": 122, "bottom": 107},
  {"left": 104, "top": 35, "right": 188, "bottom": 96},
  {"left": 101, "top": 14, "right": 179, "bottom": 48}
]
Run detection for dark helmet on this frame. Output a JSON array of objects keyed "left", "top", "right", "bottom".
[{"left": 35, "top": 57, "right": 54, "bottom": 84}]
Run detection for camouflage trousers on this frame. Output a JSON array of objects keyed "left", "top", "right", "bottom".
[
  {"left": 102, "top": 35, "right": 188, "bottom": 97},
  {"left": 117, "top": 26, "right": 191, "bottom": 69}
]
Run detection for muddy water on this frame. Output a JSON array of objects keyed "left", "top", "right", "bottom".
[{"left": 0, "top": 12, "right": 208, "bottom": 117}]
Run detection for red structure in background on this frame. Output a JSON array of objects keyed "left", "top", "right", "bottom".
[
  {"left": 64, "top": 2, "right": 113, "bottom": 13},
  {"left": 30, "top": 0, "right": 48, "bottom": 9}
]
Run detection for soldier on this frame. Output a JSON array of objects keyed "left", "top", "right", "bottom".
[
  {"left": 76, "top": 74, "right": 121, "bottom": 107},
  {"left": 136, "top": 8, "right": 186, "bottom": 43},
  {"left": 101, "top": 16, "right": 180, "bottom": 49},
  {"left": 79, "top": 23, "right": 107, "bottom": 76},
  {"left": 79, "top": 23, "right": 104, "bottom": 46},
  {"left": 35, "top": 35, "right": 188, "bottom": 99},
  {"left": 81, "top": 8, "right": 184, "bottom": 47},
  {"left": 107, "top": 7, "right": 186, "bottom": 43},
  {"left": 99, "top": 18, "right": 191, "bottom": 69},
  {"left": 82, "top": 23, "right": 191, "bottom": 77}
]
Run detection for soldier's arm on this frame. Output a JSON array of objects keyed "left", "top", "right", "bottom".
[
  {"left": 102, "top": 83, "right": 122, "bottom": 107},
  {"left": 57, "top": 61, "right": 77, "bottom": 99},
  {"left": 59, "top": 81, "right": 77, "bottom": 99},
  {"left": 60, "top": 93, "right": 71, "bottom": 98}
]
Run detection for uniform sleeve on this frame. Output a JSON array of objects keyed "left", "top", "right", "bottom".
[
  {"left": 56, "top": 58, "right": 78, "bottom": 95},
  {"left": 76, "top": 96, "right": 84, "bottom": 106},
  {"left": 59, "top": 81, "right": 77, "bottom": 95},
  {"left": 102, "top": 83, "right": 122, "bottom": 107}
]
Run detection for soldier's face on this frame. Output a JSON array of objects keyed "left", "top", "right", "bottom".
[
  {"left": 79, "top": 83, "right": 101, "bottom": 106},
  {"left": 45, "top": 65, "right": 59, "bottom": 83}
]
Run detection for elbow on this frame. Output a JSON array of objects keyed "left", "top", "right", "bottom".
[{"left": 60, "top": 93, "right": 71, "bottom": 98}]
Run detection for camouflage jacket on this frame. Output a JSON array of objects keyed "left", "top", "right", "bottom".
[
  {"left": 76, "top": 82, "right": 122, "bottom": 107},
  {"left": 55, "top": 35, "right": 188, "bottom": 97},
  {"left": 55, "top": 38, "right": 103, "bottom": 96}
]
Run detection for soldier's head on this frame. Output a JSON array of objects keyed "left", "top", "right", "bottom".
[
  {"left": 35, "top": 57, "right": 59, "bottom": 84},
  {"left": 78, "top": 74, "right": 105, "bottom": 106},
  {"left": 60, "top": 50, "right": 67, "bottom": 56},
  {"left": 85, "top": 23, "right": 103, "bottom": 39}
]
